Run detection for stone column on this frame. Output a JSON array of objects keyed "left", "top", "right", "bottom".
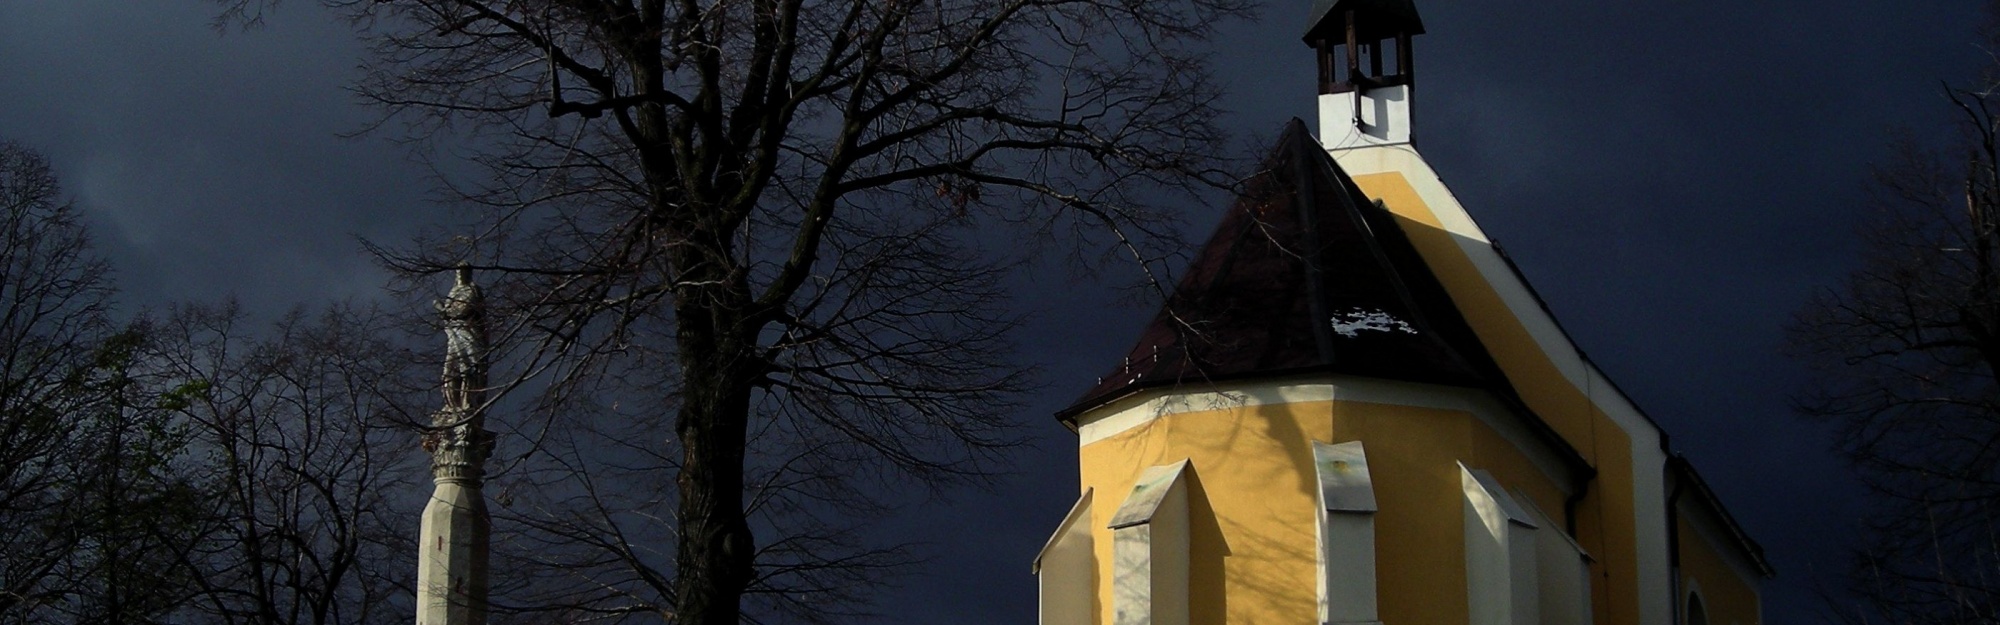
[{"left": 418, "top": 266, "right": 493, "bottom": 625}]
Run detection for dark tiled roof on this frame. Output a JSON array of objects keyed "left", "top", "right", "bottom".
[
  {"left": 1305, "top": 0, "right": 1426, "bottom": 42},
  {"left": 1057, "top": 119, "right": 1513, "bottom": 421}
]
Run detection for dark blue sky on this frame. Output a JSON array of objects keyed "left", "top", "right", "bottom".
[{"left": 0, "top": 1, "right": 1985, "bottom": 622}]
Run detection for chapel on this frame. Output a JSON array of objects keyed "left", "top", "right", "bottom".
[{"left": 1030, "top": 2, "right": 1773, "bottom": 624}]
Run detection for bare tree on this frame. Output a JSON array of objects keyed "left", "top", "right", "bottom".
[
  {"left": 0, "top": 140, "right": 423, "bottom": 625},
  {"left": 36, "top": 328, "right": 208, "bottom": 625},
  {"left": 212, "top": 1, "right": 1254, "bottom": 622},
  {"left": 0, "top": 140, "right": 109, "bottom": 619},
  {"left": 1789, "top": 16, "right": 2000, "bottom": 621},
  {"left": 0, "top": 140, "right": 201, "bottom": 624},
  {"left": 0, "top": 143, "right": 455, "bottom": 625},
  {"left": 150, "top": 302, "right": 425, "bottom": 625}
]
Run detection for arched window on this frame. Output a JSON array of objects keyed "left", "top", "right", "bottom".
[{"left": 1686, "top": 591, "right": 1709, "bottom": 625}]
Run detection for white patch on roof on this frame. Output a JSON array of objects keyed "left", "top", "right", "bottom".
[{"left": 1330, "top": 308, "right": 1418, "bottom": 338}]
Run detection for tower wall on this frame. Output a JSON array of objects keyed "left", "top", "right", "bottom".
[{"left": 1318, "top": 87, "right": 1414, "bottom": 148}]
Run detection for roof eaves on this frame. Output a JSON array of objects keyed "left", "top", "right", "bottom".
[{"left": 1670, "top": 454, "right": 1776, "bottom": 578}]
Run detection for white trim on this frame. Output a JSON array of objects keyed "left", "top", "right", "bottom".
[
  {"left": 1075, "top": 375, "right": 1585, "bottom": 494},
  {"left": 1682, "top": 580, "right": 1710, "bottom": 625},
  {"left": 1077, "top": 381, "right": 1333, "bottom": 447},
  {"left": 1328, "top": 143, "right": 1674, "bottom": 625}
]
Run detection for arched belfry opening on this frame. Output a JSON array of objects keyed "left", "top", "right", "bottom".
[{"left": 1306, "top": 0, "right": 1424, "bottom": 148}]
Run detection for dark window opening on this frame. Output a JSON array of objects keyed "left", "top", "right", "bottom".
[{"left": 1316, "top": 32, "right": 1415, "bottom": 94}]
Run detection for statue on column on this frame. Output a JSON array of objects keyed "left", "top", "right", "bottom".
[
  {"left": 417, "top": 264, "right": 494, "bottom": 625},
  {"left": 424, "top": 265, "right": 494, "bottom": 477}
]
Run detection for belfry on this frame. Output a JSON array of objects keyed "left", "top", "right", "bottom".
[
  {"left": 1032, "top": 2, "right": 1772, "bottom": 625},
  {"left": 417, "top": 266, "right": 495, "bottom": 625}
]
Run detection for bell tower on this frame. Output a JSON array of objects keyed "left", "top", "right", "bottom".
[{"left": 1306, "top": 0, "right": 1424, "bottom": 148}]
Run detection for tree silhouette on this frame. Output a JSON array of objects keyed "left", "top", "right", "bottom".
[{"left": 212, "top": 1, "right": 1255, "bottom": 622}]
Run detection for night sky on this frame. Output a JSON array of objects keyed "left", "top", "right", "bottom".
[{"left": 0, "top": 1, "right": 1984, "bottom": 623}]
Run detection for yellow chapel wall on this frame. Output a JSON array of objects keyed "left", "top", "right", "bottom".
[
  {"left": 1346, "top": 166, "right": 1664, "bottom": 625},
  {"left": 1073, "top": 383, "right": 1581, "bottom": 625},
  {"left": 1677, "top": 511, "right": 1762, "bottom": 625}
]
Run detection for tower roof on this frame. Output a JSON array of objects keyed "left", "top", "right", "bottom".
[
  {"left": 1058, "top": 120, "right": 1513, "bottom": 421},
  {"left": 1304, "top": 0, "right": 1425, "bottom": 43}
]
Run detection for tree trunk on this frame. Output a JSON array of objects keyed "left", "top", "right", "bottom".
[{"left": 670, "top": 274, "right": 759, "bottom": 625}]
